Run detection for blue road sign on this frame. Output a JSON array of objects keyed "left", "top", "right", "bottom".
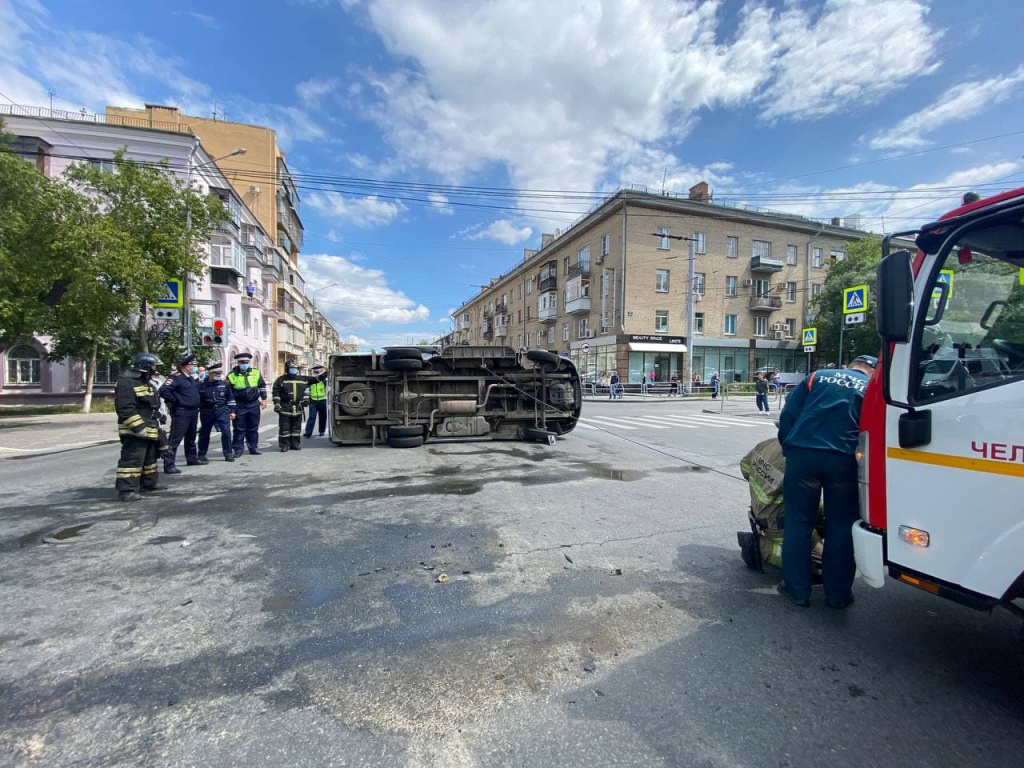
[
  {"left": 843, "top": 285, "right": 868, "bottom": 314},
  {"left": 153, "top": 279, "right": 183, "bottom": 308}
]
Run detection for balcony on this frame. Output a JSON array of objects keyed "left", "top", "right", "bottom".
[
  {"left": 538, "top": 275, "right": 557, "bottom": 293},
  {"left": 482, "top": 322, "right": 493, "bottom": 340},
  {"left": 261, "top": 250, "right": 283, "bottom": 283},
  {"left": 568, "top": 260, "right": 591, "bottom": 278},
  {"left": 750, "top": 255, "right": 785, "bottom": 273},
  {"left": 210, "top": 243, "right": 246, "bottom": 276},
  {"left": 494, "top": 315, "right": 509, "bottom": 337},
  {"left": 749, "top": 295, "right": 783, "bottom": 312},
  {"left": 538, "top": 303, "right": 557, "bottom": 323},
  {"left": 210, "top": 269, "right": 242, "bottom": 294},
  {"left": 565, "top": 294, "right": 591, "bottom": 314}
]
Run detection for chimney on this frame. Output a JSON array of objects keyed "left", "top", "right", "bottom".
[
  {"left": 523, "top": 248, "right": 538, "bottom": 261},
  {"left": 830, "top": 217, "right": 841, "bottom": 226},
  {"left": 688, "top": 181, "right": 710, "bottom": 203},
  {"left": 844, "top": 214, "right": 861, "bottom": 230},
  {"left": 541, "top": 233, "right": 554, "bottom": 248}
]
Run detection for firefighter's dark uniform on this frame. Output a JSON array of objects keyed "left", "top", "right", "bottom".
[
  {"left": 777, "top": 365, "right": 871, "bottom": 606},
  {"left": 159, "top": 369, "right": 201, "bottom": 471},
  {"left": 198, "top": 375, "right": 236, "bottom": 461},
  {"left": 303, "top": 374, "right": 328, "bottom": 438},
  {"left": 115, "top": 370, "right": 162, "bottom": 494},
  {"left": 272, "top": 370, "right": 327, "bottom": 450},
  {"left": 227, "top": 364, "right": 267, "bottom": 456}
]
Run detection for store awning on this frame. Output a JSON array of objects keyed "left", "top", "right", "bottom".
[{"left": 628, "top": 342, "right": 687, "bottom": 353}]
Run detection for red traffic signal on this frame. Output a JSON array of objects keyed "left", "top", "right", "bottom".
[{"left": 210, "top": 317, "right": 227, "bottom": 346}]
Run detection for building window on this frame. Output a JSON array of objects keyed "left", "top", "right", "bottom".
[
  {"left": 547, "top": 327, "right": 555, "bottom": 344},
  {"left": 518, "top": 309, "right": 522, "bottom": 323},
  {"left": 787, "top": 245, "right": 798, "bottom": 266},
  {"left": 93, "top": 360, "right": 120, "bottom": 386},
  {"left": 564, "top": 256, "right": 571, "bottom": 275},
  {"left": 526, "top": 306, "right": 532, "bottom": 320},
  {"left": 694, "top": 273, "right": 705, "bottom": 296},
  {"left": 725, "top": 276, "right": 737, "bottom": 297},
  {"left": 577, "top": 318, "right": 588, "bottom": 338},
  {"left": 601, "top": 233, "right": 611, "bottom": 258},
  {"left": 577, "top": 245, "right": 590, "bottom": 270},
  {"left": 694, "top": 313, "right": 705, "bottom": 334},
  {"left": 655, "top": 269, "right": 670, "bottom": 293},
  {"left": 230, "top": 307, "right": 237, "bottom": 332},
  {"left": 657, "top": 227, "right": 671, "bottom": 250},
  {"left": 831, "top": 248, "right": 846, "bottom": 262},
  {"left": 526, "top": 279, "right": 533, "bottom": 295},
  {"left": 5, "top": 344, "right": 40, "bottom": 384},
  {"left": 785, "top": 318, "right": 795, "bottom": 337},
  {"left": 517, "top": 334, "right": 523, "bottom": 349},
  {"left": 655, "top": 310, "right": 669, "bottom": 333},
  {"left": 752, "top": 240, "right": 771, "bottom": 260},
  {"left": 754, "top": 316, "right": 768, "bottom": 337},
  {"left": 87, "top": 158, "right": 116, "bottom": 174},
  {"left": 754, "top": 279, "right": 771, "bottom": 297},
  {"left": 724, "top": 315, "right": 737, "bottom": 335},
  {"left": 693, "top": 232, "right": 706, "bottom": 254},
  {"left": 526, "top": 332, "right": 532, "bottom": 348},
  {"left": 562, "top": 323, "right": 569, "bottom": 341},
  {"left": 242, "top": 307, "right": 252, "bottom": 335},
  {"left": 786, "top": 282, "right": 797, "bottom": 302},
  {"left": 812, "top": 283, "right": 823, "bottom": 297},
  {"left": 726, "top": 236, "right": 738, "bottom": 258},
  {"left": 812, "top": 248, "right": 823, "bottom": 268}
]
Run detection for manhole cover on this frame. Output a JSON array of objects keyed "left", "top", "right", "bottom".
[{"left": 43, "top": 519, "right": 135, "bottom": 545}]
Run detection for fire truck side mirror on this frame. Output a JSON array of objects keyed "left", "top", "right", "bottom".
[{"left": 877, "top": 249, "right": 914, "bottom": 343}]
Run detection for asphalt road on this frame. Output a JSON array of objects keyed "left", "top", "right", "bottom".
[{"left": 1, "top": 402, "right": 1021, "bottom": 767}]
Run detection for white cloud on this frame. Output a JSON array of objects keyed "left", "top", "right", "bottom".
[
  {"left": 189, "top": 12, "right": 218, "bottom": 29},
  {"left": 866, "top": 65, "right": 1024, "bottom": 151},
  {"left": 346, "top": 0, "right": 940, "bottom": 206},
  {"left": 306, "top": 192, "right": 407, "bottom": 227},
  {"left": 460, "top": 219, "right": 533, "bottom": 246},
  {"left": 296, "top": 76, "right": 340, "bottom": 108},
  {"left": 428, "top": 192, "right": 454, "bottom": 215},
  {"left": 300, "top": 253, "right": 430, "bottom": 334}
]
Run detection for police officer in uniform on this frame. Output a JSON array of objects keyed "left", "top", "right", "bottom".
[
  {"left": 303, "top": 363, "right": 329, "bottom": 438},
  {"left": 159, "top": 354, "right": 202, "bottom": 474},
  {"left": 197, "top": 363, "right": 237, "bottom": 463},
  {"left": 272, "top": 360, "right": 327, "bottom": 451},
  {"left": 776, "top": 354, "right": 877, "bottom": 609},
  {"left": 226, "top": 352, "right": 268, "bottom": 457},
  {"left": 114, "top": 353, "right": 168, "bottom": 501}
]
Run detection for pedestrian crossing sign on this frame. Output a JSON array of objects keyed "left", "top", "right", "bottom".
[
  {"left": 802, "top": 327, "right": 817, "bottom": 346},
  {"left": 843, "top": 285, "right": 868, "bottom": 314},
  {"left": 932, "top": 269, "right": 955, "bottom": 300},
  {"left": 153, "top": 279, "right": 183, "bottom": 308}
]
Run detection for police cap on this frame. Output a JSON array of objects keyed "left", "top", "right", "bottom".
[
  {"left": 285, "top": 358, "right": 299, "bottom": 368},
  {"left": 179, "top": 354, "right": 198, "bottom": 367},
  {"left": 312, "top": 364, "right": 326, "bottom": 372},
  {"left": 206, "top": 363, "right": 223, "bottom": 373},
  {"left": 234, "top": 352, "right": 252, "bottom": 362}
]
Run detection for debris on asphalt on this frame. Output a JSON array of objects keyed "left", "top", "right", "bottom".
[
  {"left": 233, "top": 534, "right": 257, "bottom": 539},
  {"left": 180, "top": 599, "right": 193, "bottom": 607},
  {"left": 583, "top": 663, "right": 596, "bottom": 673},
  {"left": 461, "top": 570, "right": 471, "bottom": 575},
  {"left": 610, "top": 568, "right": 623, "bottom": 576},
  {"left": 180, "top": 540, "right": 190, "bottom": 548},
  {"left": 564, "top": 553, "right": 574, "bottom": 564},
  {"left": 436, "top": 573, "right": 449, "bottom": 583},
  {"left": 594, "top": 689, "right": 605, "bottom": 697}
]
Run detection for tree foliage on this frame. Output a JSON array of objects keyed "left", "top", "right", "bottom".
[{"left": 811, "top": 236, "right": 884, "bottom": 365}]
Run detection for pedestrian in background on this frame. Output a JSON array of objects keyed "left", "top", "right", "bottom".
[
  {"left": 159, "top": 354, "right": 202, "bottom": 474},
  {"left": 776, "top": 354, "right": 877, "bottom": 609},
  {"left": 303, "top": 364, "right": 329, "bottom": 438},
  {"left": 710, "top": 371, "right": 720, "bottom": 399},
  {"left": 755, "top": 372, "right": 770, "bottom": 413},
  {"left": 226, "top": 352, "right": 268, "bottom": 457},
  {"left": 114, "top": 353, "right": 166, "bottom": 501},
  {"left": 197, "top": 363, "right": 236, "bottom": 463},
  {"left": 669, "top": 371, "right": 679, "bottom": 396},
  {"left": 608, "top": 371, "right": 620, "bottom": 400}
]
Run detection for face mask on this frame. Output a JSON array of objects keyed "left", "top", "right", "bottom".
[
  {"left": 288, "top": 367, "right": 298, "bottom": 375},
  {"left": 239, "top": 364, "right": 250, "bottom": 371}
]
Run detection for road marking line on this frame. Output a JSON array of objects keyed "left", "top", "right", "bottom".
[
  {"left": 579, "top": 417, "right": 639, "bottom": 430},
  {"left": 666, "top": 414, "right": 764, "bottom": 428},
  {"left": 606, "top": 416, "right": 671, "bottom": 429},
  {"left": 657, "top": 415, "right": 729, "bottom": 428}
]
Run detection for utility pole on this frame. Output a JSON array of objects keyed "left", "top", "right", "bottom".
[{"left": 649, "top": 232, "right": 700, "bottom": 394}]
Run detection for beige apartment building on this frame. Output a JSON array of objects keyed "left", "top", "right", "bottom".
[
  {"left": 446, "top": 184, "right": 869, "bottom": 385},
  {"left": 104, "top": 105, "right": 334, "bottom": 373}
]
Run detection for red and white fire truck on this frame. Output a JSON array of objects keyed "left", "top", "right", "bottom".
[{"left": 854, "top": 188, "right": 1024, "bottom": 634}]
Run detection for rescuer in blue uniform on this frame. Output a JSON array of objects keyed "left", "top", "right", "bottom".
[
  {"left": 159, "top": 354, "right": 202, "bottom": 474},
  {"left": 776, "top": 354, "right": 876, "bottom": 609},
  {"left": 226, "top": 352, "right": 268, "bottom": 457},
  {"left": 197, "top": 363, "right": 236, "bottom": 463},
  {"left": 303, "top": 363, "right": 329, "bottom": 438}
]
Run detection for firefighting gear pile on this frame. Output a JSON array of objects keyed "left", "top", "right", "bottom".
[{"left": 738, "top": 437, "right": 823, "bottom": 573}]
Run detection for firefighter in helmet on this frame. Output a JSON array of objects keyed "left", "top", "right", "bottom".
[
  {"left": 271, "top": 359, "right": 328, "bottom": 452},
  {"left": 114, "top": 352, "right": 168, "bottom": 501}
]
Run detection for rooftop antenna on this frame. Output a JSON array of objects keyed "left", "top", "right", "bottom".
[{"left": 661, "top": 167, "right": 668, "bottom": 195}]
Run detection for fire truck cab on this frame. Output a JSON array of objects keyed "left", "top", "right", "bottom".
[{"left": 854, "top": 188, "right": 1024, "bottom": 628}]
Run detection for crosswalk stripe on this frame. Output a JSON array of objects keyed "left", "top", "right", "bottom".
[
  {"left": 657, "top": 414, "right": 729, "bottom": 428},
  {"left": 606, "top": 416, "right": 671, "bottom": 429},
  {"left": 661, "top": 413, "right": 765, "bottom": 428},
  {"left": 575, "top": 422, "right": 599, "bottom": 430},
  {"left": 580, "top": 417, "right": 639, "bottom": 430}
]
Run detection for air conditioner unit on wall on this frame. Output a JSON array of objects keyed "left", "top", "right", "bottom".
[
  {"left": 584, "top": 330, "right": 595, "bottom": 338},
  {"left": 772, "top": 330, "right": 784, "bottom": 340},
  {"left": 772, "top": 322, "right": 783, "bottom": 330},
  {"left": 743, "top": 278, "right": 755, "bottom": 287}
]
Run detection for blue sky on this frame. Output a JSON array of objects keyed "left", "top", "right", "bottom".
[{"left": 3, "top": 0, "right": 1023, "bottom": 348}]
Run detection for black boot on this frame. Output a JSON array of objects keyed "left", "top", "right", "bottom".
[{"left": 119, "top": 491, "right": 142, "bottom": 502}]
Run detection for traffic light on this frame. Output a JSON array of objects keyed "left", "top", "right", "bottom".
[{"left": 210, "top": 317, "right": 227, "bottom": 347}]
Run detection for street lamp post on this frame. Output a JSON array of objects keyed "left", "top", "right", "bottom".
[
  {"left": 183, "top": 146, "right": 247, "bottom": 353},
  {"left": 649, "top": 232, "right": 700, "bottom": 394},
  {"left": 310, "top": 283, "right": 337, "bottom": 366}
]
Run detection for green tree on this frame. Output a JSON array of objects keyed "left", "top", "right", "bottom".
[
  {"left": 811, "top": 236, "right": 884, "bottom": 365},
  {"left": 66, "top": 149, "right": 225, "bottom": 354}
]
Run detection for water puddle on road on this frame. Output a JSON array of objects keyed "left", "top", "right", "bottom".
[
  {"left": 46, "top": 523, "right": 93, "bottom": 541},
  {"left": 262, "top": 584, "right": 341, "bottom": 612},
  {"left": 146, "top": 535, "right": 188, "bottom": 545}
]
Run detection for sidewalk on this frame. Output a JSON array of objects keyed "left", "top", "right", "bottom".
[{"left": 581, "top": 391, "right": 781, "bottom": 418}]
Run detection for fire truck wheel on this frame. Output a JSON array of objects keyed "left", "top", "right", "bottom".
[
  {"left": 388, "top": 425, "right": 424, "bottom": 438},
  {"left": 384, "top": 347, "right": 424, "bottom": 361},
  {"left": 526, "top": 350, "right": 560, "bottom": 367},
  {"left": 384, "top": 358, "right": 423, "bottom": 371},
  {"left": 338, "top": 383, "right": 374, "bottom": 416},
  {"left": 523, "top": 427, "right": 557, "bottom": 445},
  {"left": 388, "top": 435, "right": 425, "bottom": 448}
]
